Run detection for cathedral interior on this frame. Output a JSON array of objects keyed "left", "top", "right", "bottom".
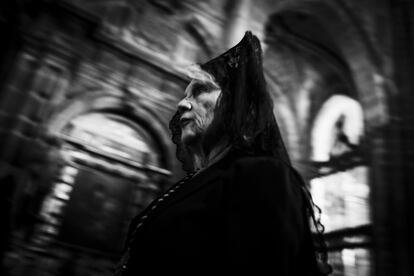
[{"left": 0, "top": 0, "right": 413, "bottom": 275}]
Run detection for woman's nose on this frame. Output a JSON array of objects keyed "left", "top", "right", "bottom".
[{"left": 177, "top": 98, "right": 192, "bottom": 112}]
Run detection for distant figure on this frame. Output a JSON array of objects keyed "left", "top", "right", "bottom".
[{"left": 115, "top": 31, "right": 331, "bottom": 275}]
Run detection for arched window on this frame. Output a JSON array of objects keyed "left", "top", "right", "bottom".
[
  {"left": 33, "top": 112, "right": 170, "bottom": 259},
  {"left": 310, "top": 95, "right": 371, "bottom": 276}
]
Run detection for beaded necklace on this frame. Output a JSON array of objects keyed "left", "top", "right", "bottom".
[{"left": 114, "top": 146, "right": 231, "bottom": 275}]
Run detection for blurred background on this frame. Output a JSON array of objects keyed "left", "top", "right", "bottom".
[{"left": 0, "top": 0, "right": 412, "bottom": 275}]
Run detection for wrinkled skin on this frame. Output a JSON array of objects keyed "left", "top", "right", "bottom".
[{"left": 177, "top": 78, "right": 221, "bottom": 146}]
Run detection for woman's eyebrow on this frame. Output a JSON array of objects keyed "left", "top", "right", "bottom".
[{"left": 193, "top": 80, "right": 219, "bottom": 91}]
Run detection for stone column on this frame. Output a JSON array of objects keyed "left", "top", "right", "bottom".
[{"left": 373, "top": 1, "right": 414, "bottom": 276}]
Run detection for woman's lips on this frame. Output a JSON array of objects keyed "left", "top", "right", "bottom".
[{"left": 180, "top": 118, "right": 192, "bottom": 127}]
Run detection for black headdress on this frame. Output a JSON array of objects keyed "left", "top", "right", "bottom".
[
  {"left": 201, "top": 31, "right": 292, "bottom": 164},
  {"left": 169, "top": 31, "right": 291, "bottom": 171}
]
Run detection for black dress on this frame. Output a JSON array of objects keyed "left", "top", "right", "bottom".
[{"left": 117, "top": 149, "right": 320, "bottom": 275}]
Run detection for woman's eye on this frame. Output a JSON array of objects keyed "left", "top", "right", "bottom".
[{"left": 192, "top": 84, "right": 209, "bottom": 95}]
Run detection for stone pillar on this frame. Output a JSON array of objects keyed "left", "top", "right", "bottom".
[{"left": 373, "top": 1, "right": 414, "bottom": 276}]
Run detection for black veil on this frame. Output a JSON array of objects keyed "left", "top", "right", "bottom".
[
  {"left": 169, "top": 31, "right": 331, "bottom": 275},
  {"left": 201, "top": 31, "right": 292, "bottom": 165},
  {"left": 169, "top": 31, "right": 291, "bottom": 171}
]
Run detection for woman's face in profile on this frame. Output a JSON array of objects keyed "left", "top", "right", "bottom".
[{"left": 177, "top": 77, "right": 221, "bottom": 146}]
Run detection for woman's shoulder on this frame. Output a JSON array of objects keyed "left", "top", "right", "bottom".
[
  {"left": 218, "top": 153, "right": 306, "bottom": 214},
  {"left": 220, "top": 153, "right": 298, "bottom": 192},
  {"left": 233, "top": 154, "right": 283, "bottom": 166},
  {"left": 229, "top": 154, "right": 290, "bottom": 177}
]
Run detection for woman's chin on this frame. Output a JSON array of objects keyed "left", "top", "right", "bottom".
[{"left": 181, "top": 131, "right": 199, "bottom": 146}]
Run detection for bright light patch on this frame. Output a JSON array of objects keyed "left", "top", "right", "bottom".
[
  {"left": 310, "top": 166, "right": 370, "bottom": 232},
  {"left": 311, "top": 95, "right": 364, "bottom": 162}
]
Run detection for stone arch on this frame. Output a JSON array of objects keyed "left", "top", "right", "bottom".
[
  {"left": 262, "top": 0, "right": 389, "bottom": 129},
  {"left": 30, "top": 93, "right": 176, "bottom": 261},
  {"left": 46, "top": 92, "right": 175, "bottom": 172}
]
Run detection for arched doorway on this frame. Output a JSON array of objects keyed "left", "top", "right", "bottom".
[{"left": 263, "top": 6, "right": 374, "bottom": 276}]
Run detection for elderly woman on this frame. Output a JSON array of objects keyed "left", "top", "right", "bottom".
[{"left": 115, "top": 31, "right": 330, "bottom": 275}]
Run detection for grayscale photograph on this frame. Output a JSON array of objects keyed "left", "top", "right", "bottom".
[{"left": 0, "top": 0, "right": 411, "bottom": 276}]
